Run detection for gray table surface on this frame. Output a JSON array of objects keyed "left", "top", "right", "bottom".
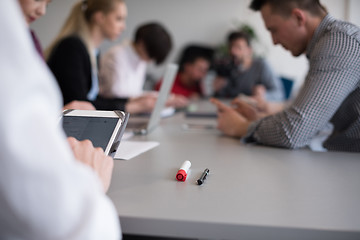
[{"left": 108, "top": 110, "right": 360, "bottom": 240}]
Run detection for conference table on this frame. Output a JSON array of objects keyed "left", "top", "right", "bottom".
[{"left": 108, "top": 103, "right": 360, "bottom": 240}]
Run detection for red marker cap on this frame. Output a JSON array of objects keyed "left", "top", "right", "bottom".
[
  {"left": 176, "top": 160, "right": 191, "bottom": 182},
  {"left": 176, "top": 169, "right": 187, "bottom": 181}
]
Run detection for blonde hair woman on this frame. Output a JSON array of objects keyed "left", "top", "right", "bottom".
[
  {"left": 46, "top": 0, "right": 133, "bottom": 110},
  {"left": 46, "top": 0, "right": 164, "bottom": 114},
  {"left": 18, "top": 0, "right": 95, "bottom": 111}
]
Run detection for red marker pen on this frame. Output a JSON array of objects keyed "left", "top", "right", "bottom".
[{"left": 176, "top": 160, "right": 191, "bottom": 181}]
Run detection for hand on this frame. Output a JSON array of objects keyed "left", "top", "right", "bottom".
[
  {"left": 166, "top": 94, "right": 189, "bottom": 108},
  {"left": 231, "top": 98, "right": 265, "bottom": 121},
  {"left": 63, "top": 100, "right": 96, "bottom": 111},
  {"left": 252, "top": 85, "right": 266, "bottom": 101},
  {"left": 125, "top": 95, "right": 157, "bottom": 114},
  {"left": 210, "top": 98, "right": 251, "bottom": 138},
  {"left": 213, "top": 76, "right": 227, "bottom": 92},
  {"left": 233, "top": 96, "right": 285, "bottom": 118},
  {"left": 67, "top": 137, "right": 114, "bottom": 192},
  {"left": 236, "top": 91, "right": 270, "bottom": 114}
]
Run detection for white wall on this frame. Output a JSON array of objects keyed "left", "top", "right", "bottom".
[
  {"left": 349, "top": 0, "right": 360, "bottom": 26},
  {"left": 32, "top": 0, "right": 357, "bottom": 88}
]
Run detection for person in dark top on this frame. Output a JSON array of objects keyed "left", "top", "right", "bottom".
[
  {"left": 46, "top": 0, "right": 157, "bottom": 114},
  {"left": 19, "top": 0, "right": 95, "bottom": 111},
  {"left": 214, "top": 31, "right": 284, "bottom": 101}
]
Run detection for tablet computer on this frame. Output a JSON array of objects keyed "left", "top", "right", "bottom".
[{"left": 62, "top": 109, "right": 129, "bottom": 157}]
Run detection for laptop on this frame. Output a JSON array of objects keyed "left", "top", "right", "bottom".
[{"left": 126, "top": 63, "right": 178, "bottom": 135}]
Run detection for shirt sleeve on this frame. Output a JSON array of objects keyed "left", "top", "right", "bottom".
[
  {"left": 246, "top": 32, "right": 360, "bottom": 149},
  {"left": 0, "top": 2, "right": 121, "bottom": 239}
]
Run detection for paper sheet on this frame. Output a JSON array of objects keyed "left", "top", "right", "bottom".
[{"left": 114, "top": 141, "right": 159, "bottom": 160}]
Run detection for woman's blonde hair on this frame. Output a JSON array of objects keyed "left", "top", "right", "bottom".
[{"left": 45, "top": 0, "right": 124, "bottom": 64}]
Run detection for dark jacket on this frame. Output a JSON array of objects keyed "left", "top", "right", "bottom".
[{"left": 47, "top": 35, "right": 128, "bottom": 110}]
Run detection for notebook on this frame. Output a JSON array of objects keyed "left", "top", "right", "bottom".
[{"left": 126, "top": 63, "right": 178, "bottom": 135}]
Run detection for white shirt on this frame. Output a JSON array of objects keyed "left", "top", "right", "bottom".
[
  {"left": 99, "top": 41, "right": 147, "bottom": 98},
  {"left": 0, "top": 1, "right": 121, "bottom": 239}
]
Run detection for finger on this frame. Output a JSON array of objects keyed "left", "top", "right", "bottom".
[
  {"left": 231, "top": 96, "right": 244, "bottom": 105},
  {"left": 67, "top": 137, "right": 78, "bottom": 148},
  {"left": 232, "top": 99, "right": 249, "bottom": 109},
  {"left": 95, "top": 147, "right": 106, "bottom": 155},
  {"left": 210, "top": 98, "right": 230, "bottom": 112}
]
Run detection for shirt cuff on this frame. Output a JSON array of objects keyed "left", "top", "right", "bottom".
[{"left": 241, "top": 120, "right": 261, "bottom": 144}]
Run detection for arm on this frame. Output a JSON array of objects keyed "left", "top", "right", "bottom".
[
  {"left": 210, "top": 98, "right": 251, "bottom": 137},
  {"left": 248, "top": 36, "right": 360, "bottom": 149},
  {"left": 213, "top": 60, "right": 236, "bottom": 98},
  {"left": 63, "top": 100, "right": 96, "bottom": 110},
  {"left": 0, "top": 3, "right": 120, "bottom": 239}
]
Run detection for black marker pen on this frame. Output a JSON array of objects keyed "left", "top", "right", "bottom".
[{"left": 197, "top": 168, "right": 209, "bottom": 185}]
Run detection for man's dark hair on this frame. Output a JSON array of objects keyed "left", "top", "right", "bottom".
[
  {"left": 178, "top": 45, "right": 214, "bottom": 72},
  {"left": 249, "top": 0, "right": 327, "bottom": 16},
  {"left": 227, "top": 31, "right": 251, "bottom": 47},
  {"left": 134, "top": 22, "right": 172, "bottom": 65}
]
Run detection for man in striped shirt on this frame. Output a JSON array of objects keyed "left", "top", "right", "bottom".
[{"left": 211, "top": 0, "right": 360, "bottom": 152}]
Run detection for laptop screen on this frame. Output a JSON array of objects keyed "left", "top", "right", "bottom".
[{"left": 146, "top": 63, "right": 178, "bottom": 133}]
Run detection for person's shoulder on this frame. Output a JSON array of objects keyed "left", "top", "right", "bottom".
[
  {"left": 48, "top": 35, "right": 89, "bottom": 65},
  {"left": 319, "top": 15, "right": 360, "bottom": 42},
  {"left": 312, "top": 16, "right": 360, "bottom": 56},
  {"left": 329, "top": 16, "right": 359, "bottom": 32},
  {"left": 55, "top": 35, "right": 87, "bottom": 52}
]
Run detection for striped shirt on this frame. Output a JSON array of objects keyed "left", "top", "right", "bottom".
[{"left": 246, "top": 15, "right": 360, "bottom": 152}]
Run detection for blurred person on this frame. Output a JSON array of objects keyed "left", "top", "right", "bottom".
[
  {"left": 46, "top": 0, "right": 156, "bottom": 114},
  {"left": 155, "top": 51, "right": 211, "bottom": 99},
  {"left": 18, "top": 0, "right": 95, "bottom": 110},
  {"left": 213, "top": 31, "right": 284, "bottom": 101},
  {"left": 100, "top": 22, "right": 172, "bottom": 98},
  {"left": 211, "top": 0, "right": 360, "bottom": 152},
  {"left": 0, "top": 0, "right": 120, "bottom": 239}
]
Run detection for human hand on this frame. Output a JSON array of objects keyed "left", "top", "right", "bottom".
[
  {"left": 231, "top": 98, "right": 266, "bottom": 121},
  {"left": 67, "top": 137, "right": 114, "bottom": 192},
  {"left": 126, "top": 95, "right": 157, "bottom": 114},
  {"left": 252, "top": 85, "right": 266, "bottom": 101},
  {"left": 210, "top": 98, "right": 250, "bottom": 137},
  {"left": 236, "top": 91, "right": 270, "bottom": 114},
  {"left": 63, "top": 100, "right": 96, "bottom": 111},
  {"left": 166, "top": 94, "right": 189, "bottom": 108}
]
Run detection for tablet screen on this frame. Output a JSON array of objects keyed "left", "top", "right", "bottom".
[{"left": 62, "top": 116, "right": 119, "bottom": 150}]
